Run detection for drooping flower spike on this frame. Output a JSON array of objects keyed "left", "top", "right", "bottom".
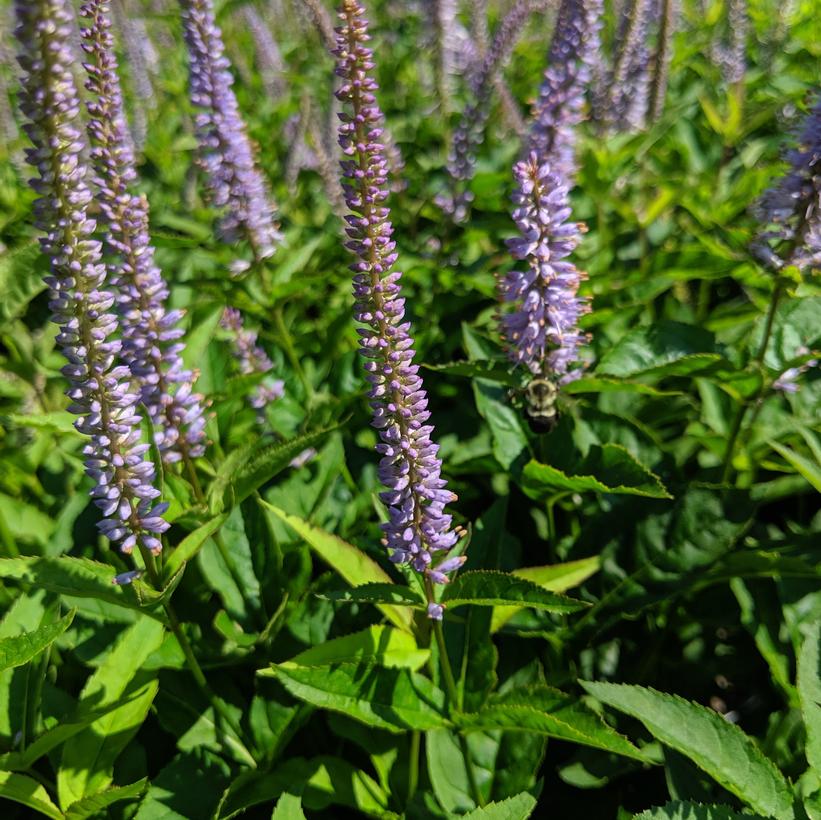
[
  {"left": 179, "top": 0, "right": 282, "bottom": 261},
  {"left": 15, "top": 0, "right": 168, "bottom": 555},
  {"left": 333, "top": 0, "right": 464, "bottom": 618},
  {"left": 80, "top": 0, "right": 206, "bottom": 467}
]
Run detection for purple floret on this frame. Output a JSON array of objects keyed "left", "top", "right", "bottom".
[
  {"left": 15, "top": 0, "right": 167, "bottom": 555},
  {"left": 334, "top": 0, "right": 464, "bottom": 613}
]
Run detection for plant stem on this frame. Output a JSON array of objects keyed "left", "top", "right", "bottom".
[
  {"left": 407, "top": 730, "right": 420, "bottom": 806},
  {"left": 138, "top": 545, "right": 254, "bottom": 766},
  {"left": 721, "top": 282, "right": 783, "bottom": 482},
  {"left": 428, "top": 594, "right": 484, "bottom": 808}
]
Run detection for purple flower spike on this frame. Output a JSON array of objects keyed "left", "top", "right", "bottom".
[
  {"left": 334, "top": 0, "right": 464, "bottom": 605},
  {"left": 527, "top": 0, "right": 603, "bottom": 186},
  {"left": 80, "top": 0, "right": 206, "bottom": 466},
  {"left": 15, "top": 0, "right": 168, "bottom": 555},
  {"left": 180, "top": 0, "right": 282, "bottom": 261},
  {"left": 754, "top": 94, "right": 821, "bottom": 274},
  {"left": 497, "top": 154, "right": 590, "bottom": 380}
]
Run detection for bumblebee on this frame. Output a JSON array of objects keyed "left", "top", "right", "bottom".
[{"left": 522, "top": 376, "right": 560, "bottom": 434}]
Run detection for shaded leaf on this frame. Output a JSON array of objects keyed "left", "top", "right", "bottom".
[
  {"left": 0, "top": 609, "right": 74, "bottom": 673},
  {"left": 442, "top": 571, "right": 588, "bottom": 613},
  {"left": 318, "top": 583, "right": 425, "bottom": 608},
  {"left": 769, "top": 441, "right": 821, "bottom": 494},
  {"left": 798, "top": 621, "right": 821, "bottom": 778},
  {"left": 632, "top": 801, "right": 768, "bottom": 819},
  {"left": 0, "top": 771, "right": 62, "bottom": 819},
  {"left": 580, "top": 681, "right": 794, "bottom": 819},
  {"left": 64, "top": 779, "right": 148, "bottom": 820}
]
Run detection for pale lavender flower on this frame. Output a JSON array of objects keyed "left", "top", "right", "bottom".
[
  {"left": 240, "top": 5, "right": 286, "bottom": 101},
  {"left": 720, "top": 0, "right": 747, "bottom": 86},
  {"left": 15, "top": 0, "right": 168, "bottom": 555},
  {"left": 180, "top": 0, "right": 282, "bottom": 261},
  {"left": 649, "top": 0, "right": 678, "bottom": 121},
  {"left": 606, "top": 0, "right": 653, "bottom": 131},
  {"left": 773, "top": 348, "right": 818, "bottom": 393},
  {"left": 497, "top": 153, "right": 590, "bottom": 380},
  {"left": 334, "top": 0, "right": 464, "bottom": 613},
  {"left": 754, "top": 95, "right": 821, "bottom": 273},
  {"left": 440, "top": 0, "right": 546, "bottom": 222},
  {"left": 298, "top": 0, "right": 339, "bottom": 52},
  {"left": 220, "top": 307, "right": 284, "bottom": 424},
  {"left": 80, "top": 0, "right": 206, "bottom": 466},
  {"left": 112, "top": 568, "right": 144, "bottom": 585}
]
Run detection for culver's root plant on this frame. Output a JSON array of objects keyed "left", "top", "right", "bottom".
[{"left": 0, "top": 0, "right": 818, "bottom": 817}]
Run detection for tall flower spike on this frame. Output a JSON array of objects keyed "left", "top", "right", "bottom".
[
  {"left": 440, "top": 0, "right": 545, "bottom": 222},
  {"left": 753, "top": 95, "right": 821, "bottom": 274},
  {"left": 180, "top": 0, "right": 282, "bottom": 261},
  {"left": 334, "top": 0, "right": 463, "bottom": 617},
  {"left": 527, "top": 0, "right": 603, "bottom": 186},
  {"left": 497, "top": 154, "right": 590, "bottom": 381},
  {"left": 15, "top": 0, "right": 168, "bottom": 555},
  {"left": 80, "top": 0, "right": 206, "bottom": 467}
]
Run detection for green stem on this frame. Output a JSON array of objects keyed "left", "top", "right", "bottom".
[
  {"left": 428, "top": 593, "right": 484, "bottom": 808},
  {"left": 407, "top": 730, "right": 420, "bottom": 806},
  {"left": 139, "top": 546, "right": 254, "bottom": 766},
  {"left": 721, "top": 282, "right": 783, "bottom": 483}
]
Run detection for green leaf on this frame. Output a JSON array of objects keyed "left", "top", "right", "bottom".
[
  {"left": 318, "top": 583, "right": 425, "bottom": 607},
  {"left": 0, "top": 609, "right": 74, "bottom": 672},
  {"left": 441, "top": 571, "right": 588, "bottom": 613},
  {"left": 798, "top": 621, "right": 821, "bottom": 778},
  {"left": 424, "top": 359, "right": 520, "bottom": 387},
  {"left": 182, "top": 305, "right": 223, "bottom": 371},
  {"left": 164, "top": 513, "right": 229, "bottom": 579},
  {"left": 58, "top": 617, "right": 164, "bottom": 808},
  {"left": 455, "top": 685, "right": 650, "bottom": 763},
  {"left": 272, "top": 792, "right": 307, "bottom": 819},
  {"left": 521, "top": 445, "right": 671, "bottom": 500},
  {"left": 209, "top": 427, "right": 335, "bottom": 513},
  {"left": 462, "top": 793, "right": 538, "bottom": 819},
  {"left": 0, "top": 556, "right": 165, "bottom": 613},
  {"left": 563, "top": 377, "right": 682, "bottom": 397},
  {"left": 0, "top": 492, "right": 56, "bottom": 547},
  {"left": 473, "top": 380, "right": 528, "bottom": 470},
  {"left": 596, "top": 321, "right": 723, "bottom": 379},
  {"left": 769, "top": 441, "right": 821, "bottom": 494},
  {"left": 580, "top": 681, "right": 794, "bottom": 819},
  {"left": 0, "top": 241, "right": 47, "bottom": 321},
  {"left": 64, "top": 779, "right": 148, "bottom": 820},
  {"left": 3, "top": 411, "right": 81, "bottom": 435},
  {"left": 268, "top": 661, "right": 449, "bottom": 733},
  {"left": 632, "top": 801, "right": 768, "bottom": 819},
  {"left": 491, "top": 558, "right": 601, "bottom": 632},
  {"left": 0, "top": 771, "right": 62, "bottom": 819},
  {"left": 261, "top": 503, "right": 413, "bottom": 632},
  {"left": 274, "top": 625, "right": 429, "bottom": 670}
]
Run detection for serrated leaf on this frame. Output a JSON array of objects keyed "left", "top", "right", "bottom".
[
  {"left": 4, "top": 411, "right": 82, "bottom": 435},
  {"left": 596, "top": 321, "right": 724, "bottom": 379},
  {"left": 0, "top": 556, "right": 165, "bottom": 613},
  {"left": 798, "top": 621, "right": 821, "bottom": 778},
  {"left": 462, "top": 792, "right": 538, "bottom": 819},
  {"left": 268, "top": 661, "right": 448, "bottom": 733},
  {"left": 632, "top": 801, "right": 768, "bottom": 819},
  {"left": 0, "top": 609, "right": 74, "bottom": 672},
  {"left": 261, "top": 503, "right": 413, "bottom": 632},
  {"left": 272, "top": 792, "right": 307, "bottom": 819},
  {"left": 263, "top": 625, "right": 429, "bottom": 670},
  {"left": 521, "top": 445, "right": 671, "bottom": 500},
  {"left": 455, "top": 685, "right": 650, "bottom": 763},
  {"left": 580, "top": 681, "right": 794, "bottom": 819},
  {"left": 318, "top": 583, "right": 425, "bottom": 607},
  {"left": 441, "top": 571, "right": 588, "bottom": 613},
  {"left": 164, "top": 513, "right": 229, "bottom": 579},
  {"left": 424, "top": 359, "right": 520, "bottom": 386},
  {"left": 209, "top": 427, "right": 335, "bottom": 513},
  {"left": 64, "top": 778, "right": 148, "bottom": 820},
  {"left": 491, "top": 558, "right": 601, "bottom": 632},
  {"left": 0, "top": 771, "right": 62, "bottom": 819}
]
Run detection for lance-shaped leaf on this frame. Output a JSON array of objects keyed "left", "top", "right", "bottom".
[
  {"left": 262, "top": 503, "right": 413, "bottom": 632},
  {"left": 798, "top": 621, "right": 821, "bottom": 778},
  {"left": 164, "top": 513, "right": 229, "bottom": 579},
  {"left": 454, "top": 685, "right": 650, "bottom": 763},
  {"left": 522, "top": 445, "right": 671, "bottom": 501},
  {"left": 258, "top": 626, "right": 429, "bottom": 671},
  {"left": 633, "top": 801, "right": 768, "bottom": 819},
  {"left": 318, "top": 583, "right": 425, "bottom": 608},
  {"left": 0, "top": 771, "right": 62, "bottom": 819},
  {"left": 491, "top": 558, "right": 601, "bottom": 632},
  {"left": 64, "top": 779, "right": 148, "bottom": 820},
  {"left": 0, "top": 608, "right": 74, "bottom": 672},
  {"left": 209, "top": 427, "right": 336, "bottom": 513},
  {"left": 462, "top": 793, "right": 538, "bottom": 819},
  {"left": 267, "top": 661, "right": 448, "bottom": 733},
  {"left": 0, "top": 556, "right": 164, "bottom": 613},
  {"left": 580, "top": 681, "right": 795, "bottom": 820},
  {"left": 441, "top": 571, "right": 588, "bottom": 613}
]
